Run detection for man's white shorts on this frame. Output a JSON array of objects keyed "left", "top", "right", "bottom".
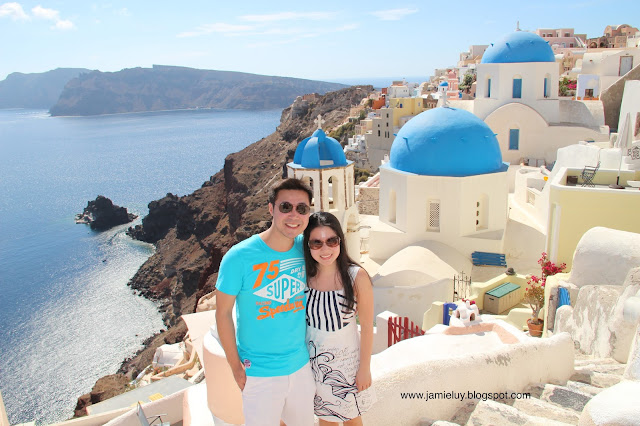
[{"left": 242, "top": 362, "right": 315, "bottom": 426}]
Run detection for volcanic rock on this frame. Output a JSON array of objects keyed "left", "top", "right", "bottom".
[{"left": 76, "top": 195, "right": 137, "bottom": 231}]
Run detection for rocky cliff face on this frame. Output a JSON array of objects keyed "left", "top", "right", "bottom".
[
  {"left": 50, "top": 65, "right": 348, "bottom": 116},
  {"left": 74, "top": 85, "right": 372, "bottom": 416}
]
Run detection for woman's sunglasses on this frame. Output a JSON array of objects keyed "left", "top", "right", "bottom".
[
  {"left": 308, "top": 236, "right": 341, "bottom": 250},
  {"left": 278, "top": 201, "right": 311, "bottom": 215}
]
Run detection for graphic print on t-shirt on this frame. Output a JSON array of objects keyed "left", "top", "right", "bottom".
[{"left": 252, "top": 258, "right": 306, "bottom": 320}]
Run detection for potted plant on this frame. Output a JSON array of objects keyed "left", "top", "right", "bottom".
[{"left": 525, "top": 252, "right": 566, "bottom": 337}]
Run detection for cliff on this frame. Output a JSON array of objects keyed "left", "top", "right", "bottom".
[
  {"left": 0, "top": 68, "right": 92, "bottom": 109},
  {"left": 74, "top": 85, "right": 373, "bottom": 416},
  {"left": 49, "top": 65, "right": 348, "bottom": 116}
]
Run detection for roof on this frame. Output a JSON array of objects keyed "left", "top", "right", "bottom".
[
  {"left": 292, "top": 128, "right": 348, "bottom": 169},
  {"left": 388, "top": 107, "right": 505, "bottom": 177},
  {"left": 481, "top": 31, "right": 555, "bottom": 64}
]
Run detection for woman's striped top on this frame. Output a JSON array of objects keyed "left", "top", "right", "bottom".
[{"left": 305, "top": 266, "right": 358, "bottom": 332}]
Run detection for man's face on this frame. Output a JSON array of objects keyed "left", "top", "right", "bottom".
[{"left": 268, "top": 189, "right": 311, "bottom": 241}]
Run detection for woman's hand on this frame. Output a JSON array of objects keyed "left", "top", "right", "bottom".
[{"left": 355, "top": 367, "right": 371, "bottom": 392}]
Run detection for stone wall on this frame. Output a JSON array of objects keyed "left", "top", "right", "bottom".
[
  {"left": 601, "top": 62, "right": 640, "bottom": 131},
  {"left": 357, "top": 186, "right": 379, "bottom": 215},
  {"left": 555, "top": 267, "right": 640, "bottom": 362}
]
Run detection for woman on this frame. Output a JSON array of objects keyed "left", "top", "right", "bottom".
[{"left": 303, "top": 212, "right": 376, "bottom": 425}]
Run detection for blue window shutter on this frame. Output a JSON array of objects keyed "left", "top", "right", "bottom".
[
  {"left": 513, "top": 79, "right": 522, "bottom": 98},
  {"left": 509, "top": 129, "right": 520, "bottom": 150},
  {"left": 544, "top": 78, "right": 549, "bottom": 98}
]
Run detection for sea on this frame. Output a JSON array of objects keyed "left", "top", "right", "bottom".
[{"left": 0, "top": 107, "right": 282, "bottom": 424}]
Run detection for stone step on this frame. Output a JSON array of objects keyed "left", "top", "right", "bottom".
[
  {"left": 511, "top": 396, "right": 581, "bottom": 424},
  {"left": 535, "top": 383, "right": 593, "bottom": 413},
  {"left": 465, "top": 399, "right": 573, "bottom": 426},
  {"left": 574, "top": 363, "right": 626, "bottom": 375},
  {"left": 445, "top": 401, "right": 478, "bottom": 426},
  {"left": 573, "top": 356, "right": 620, "bottom": 366},
  {"left": 565, "top": 380, "right": 605, "bottom": 397},
  {"left": 569, "top": 370, "right": 623, "bottom": 388}
]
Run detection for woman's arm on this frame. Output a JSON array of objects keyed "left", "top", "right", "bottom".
[{"left": 354, "top": 267, "right": 374, "bottom": 392}]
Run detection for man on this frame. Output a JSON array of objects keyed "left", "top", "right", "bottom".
[{"left": 216, "top": 178, "right": 315, "bottom": 426}]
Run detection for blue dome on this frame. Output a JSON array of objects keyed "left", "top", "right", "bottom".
[
  {"left": 439, "top": 81, "right": 449, "bottom": 87},
  {"left": 481, "top": 31, "right": 555, "bottom": 64},
  {"left": 389, "top": 107, "right": 505, "bottom": 177},
  {"left": 293, "top": 129, "right": 347, "bottom": 168}
]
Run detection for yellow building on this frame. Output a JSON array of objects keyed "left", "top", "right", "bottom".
[
  {"left": 547, "top": 167, "right": 640, "bottom": 269},
  {"left": 387, "top": 96, "right": 429, "bottom": 128}
]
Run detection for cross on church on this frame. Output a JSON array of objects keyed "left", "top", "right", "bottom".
[{"left": 314, "top": 114, "right": 325, "bottom": 130}]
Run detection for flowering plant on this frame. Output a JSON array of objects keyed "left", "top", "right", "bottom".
[{"left": 525, "top": 252, "right": 566, "bottom": 325}]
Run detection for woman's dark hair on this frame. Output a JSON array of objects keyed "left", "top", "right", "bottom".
[{"left": 303, "top": 211, "right": 359, "bottom": 312}]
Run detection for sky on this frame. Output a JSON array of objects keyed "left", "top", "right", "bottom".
[{"left": 1, "top": 0, "right": 639, "bottom": 84}]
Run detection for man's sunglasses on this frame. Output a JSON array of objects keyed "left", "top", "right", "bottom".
[
  {"left": 308, "top": 236, "right": 341, "bottom": 250},
  {"left": 278, "top": 201, "right": 311, "bottom": 215}
]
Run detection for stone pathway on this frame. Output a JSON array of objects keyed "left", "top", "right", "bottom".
[{"left": 431, "top": 351, "right": 626, "bottom": 425}]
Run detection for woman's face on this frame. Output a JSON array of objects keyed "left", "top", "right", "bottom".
[{"left": 308, "top": 225, "right": 340, "bottom": 268}]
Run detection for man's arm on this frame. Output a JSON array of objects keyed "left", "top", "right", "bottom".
[{"left": 216, "top": 291, "right": 247, "bottom": 391}]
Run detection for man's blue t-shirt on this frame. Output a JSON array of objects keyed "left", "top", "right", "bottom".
[{"left": 216, "top": 234, "right": 308, "bottom": 377}]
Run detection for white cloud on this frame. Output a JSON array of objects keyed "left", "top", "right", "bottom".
[
  {"left": 116, "top": 7, "right": 130, "bottom": 17},
  {"left": 240, "top": 11, "right": 336, "bottom": 22},
  {"left": 32, "top": 5, "right": 59, "bottom": 20},
  {"left": 178, "top": 23, "right": 253, "bottom": 38},
  {"left": 54, "top": 19, "right": 74, "bottom": 30},
  {"left": 370, "top": 8, "right": 418, "bottom": 21},
  {"left": 246, "top": 23, "right": 358, "bottom": 47},
  {"left": 31, "top": 4, "right": 74, "bottom": 30},
  {"left": 0, "top": 2, "right": 29, "bottom": 20},
  {"left": 337, "top": 23, "right": 359, "bottom": 32}
]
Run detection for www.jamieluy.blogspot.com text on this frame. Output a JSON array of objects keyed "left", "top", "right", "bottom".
[{"left": 400, "top": 391, "right": 531, "bottom": 402}]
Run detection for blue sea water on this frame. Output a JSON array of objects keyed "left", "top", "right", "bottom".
[{"left": 0, "top": 108, "right": 282, "bottom": 424}]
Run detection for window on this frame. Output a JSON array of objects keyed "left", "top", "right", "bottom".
[
  {"left": 476, "top": 194, "right": 488, "bottom": 230},
  {"left": 486, "top": 78, "right": 492, "bottom": 97},
  {"left": 378, "top": 130, "right": 381, "bottom": 137},
  {"left": 564, "top": 33, "right": 570, "bottom": 37},
  {"left": 512, "top": 78, "right": 522, "bottom": 98},
  {"left": 570, "top": 43, "right": 574, "bottom": 47},
  {"left": 544, "top": 77, "right": 550, "bottom": 98},
  {"left": 509, "top": 129, "right": 520, "bottom": 150},
  {"left": 428, "top": 200, "right": 440, "bottom": 232},
  {"left": 389, "top": 190, "right": 397, "bottom": 224}
]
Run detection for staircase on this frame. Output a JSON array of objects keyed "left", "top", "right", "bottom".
[{"left": 441, "top": 352, "right": 626, "bottom": 425}]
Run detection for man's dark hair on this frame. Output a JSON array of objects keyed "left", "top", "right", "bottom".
[{"left": 268, "top": 178, "right": 313, "bottom": 205}]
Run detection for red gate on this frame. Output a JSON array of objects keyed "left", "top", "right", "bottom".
[{"left": 388, "top": 316, "right": 425, "bottom": 347}]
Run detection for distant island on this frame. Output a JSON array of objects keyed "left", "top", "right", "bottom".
[
  {"left": 48, "top": 65, "right": 348, "bottom": 116},
  {"left": 0, "top": 68, "right": 92, "bottom": 109}
]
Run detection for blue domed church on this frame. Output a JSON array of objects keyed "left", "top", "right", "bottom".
[
  {"left": 369, "top": 107, "right": 509, "bottom": 260},
  {"left": 287, "top": 116, "right": 360, "bottom": 260},
  {"left": 472, "top": 30, "right": 608, "bottom": 165}
]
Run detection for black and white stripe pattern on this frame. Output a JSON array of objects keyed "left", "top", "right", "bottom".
[{"left": 306, "top": 288, "right": 356, "bottom": 332}]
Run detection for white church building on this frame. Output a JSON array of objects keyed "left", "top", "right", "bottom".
[
  {"left": 468, "top": 30, "right": 610, "bottom": 166},
  {"left": 369, "top": 106, "right": 509, "bottom": 261}
]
